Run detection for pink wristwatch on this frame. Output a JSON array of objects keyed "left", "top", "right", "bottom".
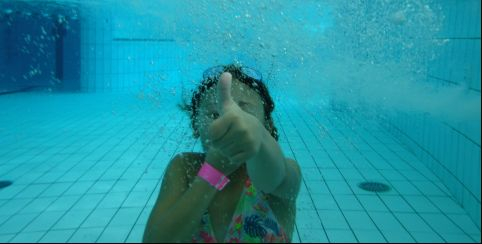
[{"left": 197, "top": 162, "right": 230, "bottom": 191}]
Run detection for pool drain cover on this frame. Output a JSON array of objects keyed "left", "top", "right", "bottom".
[
  {"left": 0, "top": 181, "right": 13, "bottom": 189},
  {"left": 358, "top": 181, "right": 390, "bottom": 193}
]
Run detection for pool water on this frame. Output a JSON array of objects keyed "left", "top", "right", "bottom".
[{"left": 0, "top": 0, "right": 480, "bottom": 243}]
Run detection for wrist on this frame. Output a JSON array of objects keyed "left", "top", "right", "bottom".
[{"left": 197, "top": 162, "right": 230, "bottom": 191}]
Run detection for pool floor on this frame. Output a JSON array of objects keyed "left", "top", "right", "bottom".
[{"left": 0, "top": 92, "right": 480, "bottom": 243}]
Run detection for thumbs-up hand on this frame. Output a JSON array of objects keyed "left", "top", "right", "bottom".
[{"left": 207, "top": 72, "right": 264, "bottom": 165}]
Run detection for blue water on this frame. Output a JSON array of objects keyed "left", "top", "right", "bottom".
[{"left": 0, "top": 0, "right": 480, "bottom": 243}]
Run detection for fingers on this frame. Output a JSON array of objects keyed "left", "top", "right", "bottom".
[
  {"left": 217, "top": 140, "right": 239, "bottom": 156},
  {"left": 231, "top": 151, "right": 249, "bottom": 164},
  {"left": 208, "top": 117, "right": 232, "bottom": 144},
  {"left": 217, "top": 72, "right": 234, "bottom": 114},
  {"left": 217, "top": 140, "right": 250, "bottom": 164}
]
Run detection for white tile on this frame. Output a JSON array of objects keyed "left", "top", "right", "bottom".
[
  {"left": 0, "top": 198, "right": 33, "bottom": 216},
  {"left": 333, "top": 195, "right": 363, "bottom": 211},
  {"left": 97, "top": 192, "right": 129, "bottom": 209},
  {"left": 63, "top": 182, "right": 95, "bottom": 196},
  {"left": 87, "top": 180, "right": 116, "bottom": 194},
  {"left": 135, "top": 207, "right": 152, "bottom": 226},
  {"left": 442, "top": 233, "right": 476, "bottom": 243},
  {"left": 0, "top": 185, "right": 27, "bottom": 200},
  {"left": 122, "top": 192, "right": 150, "bottom": 208},
  {"left": 414, "top": 181, "right": 446, "bottom": 196},
  {"left": 383, "top": 230, "right": 415, "bottom": 243},
  {"left": 39, "top": 182, "right": 73, "bottom": 198},
  {"left": 325, "top": 180, "right": 353, "bottom": 194},
  {"left": 0, "top": 215, "right": 9, "bottom": 226},
  {"left": 312, "top": 194, "right": 338, "bottom": 210},
  {"left": 390, "top": 181, "right": 421, "bottom": 195},
  {"left": 379, "top": 195, "right": 413, "bottom": 212},
  {"left": 353, "top": 229, "right": 386, "bottom": 243},
  {"left": 15, "top": 184, "right": 50, "bottom": 199},
  {"left": 369, "top": 212, "right": 405, "bottom": 232},
  {"left": 0, "top": 234, "right": 14, "bottom": 242},
  {"left": 71, "top": 194, "right": 104, "bottom": 210},
  {"left": 420, "top": 213, "right": 465, "bottom": 235},
  {"left": 81, "top": 208, "right": 117, "bottom": 228},
  {"left": 97, "top": 226, "right": 131, "bottom": 243},
  {"left": 99, "top": 169, "right": 125, "bottom": 181},
  {"left": 343, "top": 210, "right": 377, "bottom": 230},
  {"left": 377, "top": 170, "right": 405, "bottom": 181},
  {"left": 296, "top": 210, "right": 322, "bottom": 229},
  {"left": 35, "top": 173, "right": 64, "bottom": 184},
  {"left": 404, "top": 196, "right": 440, "bottom": 213},
  {"left": 52, "top": 209, "right": 91, "bottom": 230},
  {"left": 131, "top": 179, "right": 158, "bottom": 193},
  {"left": 9, "top": 231, "right": 44, "bottom": 243},
  {"left": 125, "top": 225, "right": 145, "bottom": 243},
  {"left": 447, "top": 213, "right": 480, "bottom": 235},
  {"left": 338, "top": 168, "right": 364, "bottom": 180},
  {"left": 429, "top": 196, "right": 466, "bottom": 214},
  {"left": 303, "top": 170, "right": 323, "bottom": 181},
  {"left": 39, "top": 229, "right": 75, "bottom": 243},
  {"left": 357, "top": 195, "right": 388, "bottom": 211},
  {"left": 13, "top": 173, "right": 41, "bottom": 185},
  {"left": 145, "top": 192, "right": 158, "bottom": 208},
  {"left": 395, "top": 213, "right": 432, "bottom": 232},
  {"left": 470, "top": 233, "right": 481, "bottom": 243},
  {"left": 110, "top": 180, "right": 137, "bottom": 193},
  {"left": 108, "top": 207, "right": 143, "bottom": 227},
  {"left": 46, "top": 195, "right": 81, "bottom": 212},
  {"left": 23, "top": 211, "right": 64, "bottom": 232},
  {"left": 68, "top": 227, "right": 104, "bottom": 243},
  {"left": 325, "top": 229, "right": 357, "bottom": 243},
  {"left": 320, "top": 169, "right": 344, "bottom": 181},
  {"left": 0, "top": 213, "right": 38, "bottom": 234},
  {"left": 410, "top": 231, "right": 444, "bottom": 243},
  {"left": 317, "top": 210, "right": 349, "bottom": 229},
  {"left": 305, "top": 180, "right": 330, "bottom": 194},
  {"left": 298, "top": 228, "right": 327, "bottom": 243}
]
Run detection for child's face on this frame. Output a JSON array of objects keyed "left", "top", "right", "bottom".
[{"left": 196, "top": 78, "right": 266, "bottom": 152}]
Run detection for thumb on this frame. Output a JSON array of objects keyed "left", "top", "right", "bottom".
[{"left": 218, "top": 72, "right": 235, "bottom": 114}]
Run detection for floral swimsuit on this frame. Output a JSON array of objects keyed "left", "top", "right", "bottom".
[{"left": 191, "top": 177, "right": 290, "bottom": 243}]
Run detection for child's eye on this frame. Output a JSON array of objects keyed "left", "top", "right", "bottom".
[{"left": 210, "top": 112, "right": 219, "bottom": 119}]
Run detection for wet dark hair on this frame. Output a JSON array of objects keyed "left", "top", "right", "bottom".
[{"left": 178, "top": 64, "right": 279, "bottom": 141}]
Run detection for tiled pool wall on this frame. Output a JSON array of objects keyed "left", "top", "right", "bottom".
[{"left": 380, "top": 0, "right": 481, "bottom": 228}]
